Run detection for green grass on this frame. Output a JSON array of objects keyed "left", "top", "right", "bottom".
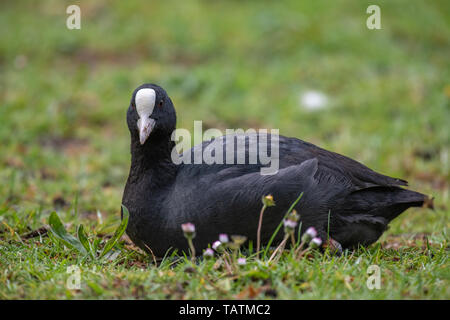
[{"left": 0, "top": 0, "right": 449, "bottom": 299}]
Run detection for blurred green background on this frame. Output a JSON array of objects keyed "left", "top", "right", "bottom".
[{"left": 0, "top": 0, "right": 448, "bottom": 239}]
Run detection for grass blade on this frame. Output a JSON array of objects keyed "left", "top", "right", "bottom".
[
  {"left": 296, "top": 221, "right": 303, "bottom": 247},
  {"left": 48, "top": 212, "right": 86, "bottom": 254},
  {"left": 263, "top": 192, "right": 303, "bottom": 258},
  {"left": 99, "top": 205, "right": 129, "bottom": 258},
  {"left": 77, "top": 224, "right": 95, "bottom": 259}
]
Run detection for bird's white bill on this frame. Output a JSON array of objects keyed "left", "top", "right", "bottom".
[
  {"left": 135, "top": 88, "right": 156, "bottom": 118},
  {"left": 138, "top": 117, "right": 156, "bottom": 145}
]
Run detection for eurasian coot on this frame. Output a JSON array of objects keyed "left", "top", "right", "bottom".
[{"left": 122, "top": 83, "right": 430, "bottom": 256}]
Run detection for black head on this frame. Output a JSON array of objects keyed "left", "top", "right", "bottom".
[{"left": 127, "top": 84, "right": 176, "bottom": 145}]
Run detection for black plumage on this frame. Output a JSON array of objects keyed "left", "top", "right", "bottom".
[{"left": 122, "top": 83, "right": 430, "bottom": 256}]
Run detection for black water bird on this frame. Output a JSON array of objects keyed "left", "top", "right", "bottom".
[{"left": 122, "top": 83, "right": 430, "bottom": 256}]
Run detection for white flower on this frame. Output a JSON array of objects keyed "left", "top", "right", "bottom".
[
  {"left": 181, "top": 222, "right": 196, "bottom": 239},
  {"left": 299, "top": 90, "right": 328, "bottom": 111},
  {"left": 306, "top": 227, "right": 317, "bottom": 238},
  {"left": 203, "top": 248, "right": 214, "bottom": 258},
  {"left": 301, "top": 227, "right": 317, "bottom": 243},
  {"left": 283, "top": 219, "right": 297, "bottom": 229},
  {"left": 310, "top": 237, "right": 322, "bottom": 249},
  {"left": 181, "top": 222, "right": 195, "bottom": 233},
  {"left": 212, "top": 241, "right": 222, "bottom": 251},
  {"left": 237, "top": 258, "right": 246, "bottom": 266},
  {"left": 219, "top": 234, "right": 229, "bottom": 243}
]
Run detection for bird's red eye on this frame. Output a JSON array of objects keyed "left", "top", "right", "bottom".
[{"left": 159, "top": 100, "right": 163, "bottom": 108}]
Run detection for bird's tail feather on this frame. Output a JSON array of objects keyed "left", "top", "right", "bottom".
[{"left": 341, "top": 186, "right": 432, "bottom": 222}]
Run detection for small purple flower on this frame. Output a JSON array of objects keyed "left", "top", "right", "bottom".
[
  {"left": 219, "top": 234, "right": 229, "bottom": 243},
  {"left": 310, "top": 237, "right": 322, "bottom": 249},
  {"left": 212, "top": 240, "right": 223, "bottom": 252},
  {"left": 283, "top": 218, "right": 297, "bottom": 235},
  {"left": 284, "top": 218, "right": 297, "bottom": 229},
  {"left": 237, "top": 258, "right": 246, "bottom": 266},
  {"left": 301, "top": 227, "right": 317, "bottom": 243},
  {"left": 306, "top": 227, "right": 317, "bottom": 238},
  {"left": 203, "top": 248, "right": 214, "bottom": 259},
  {"left": 285, "top": 220, "right": 297, "bottom": 229},
  {"left": 181, "top": 222, "right": 196, "bottom": 239},
  {"left": 181, "top": 222, "right": 195, "bottom": 233}
]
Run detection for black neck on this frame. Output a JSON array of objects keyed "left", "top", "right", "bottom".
[{"left": 128, "top": 134, "right": 177, "bottom": 187}]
